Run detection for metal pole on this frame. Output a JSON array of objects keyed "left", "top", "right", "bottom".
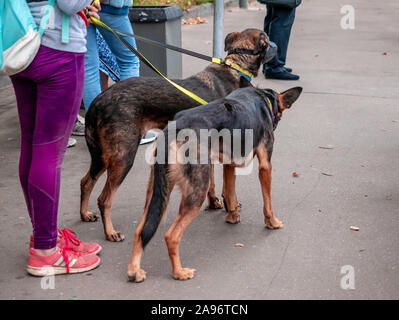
[
  {"left": 239, "top": 0, "right": 248, "bottom": 9},
  {"left": 213, "top": 0, "right": 224, "bottom": 59}
]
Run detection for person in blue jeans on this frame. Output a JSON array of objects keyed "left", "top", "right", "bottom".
[
  {"left": 263, "top": 4, "right": 300, "bottom": 80},
  {"left": 82, "top": 0, "right": 140, "bottom": 109}
]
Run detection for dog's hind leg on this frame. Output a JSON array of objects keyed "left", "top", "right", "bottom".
[
  {"left": 127, "top": 165, "right": 176, "bottom": 282},
  {"left": 127, "top": 166, "right": 155, "bottom": 283},
  {"left": 97, "top": 168, "right": 125, "bottom": 242},
  {"left": 80, "top": 166, "right": 105, "bottom": 222},
  {"left": 97, "top": 143, "right": 139, "bottom": 242},
  {"left": 80, "top": 134, "right": 106, "bottom": 222},
  {"left": 165, "top": 165, "right": 209, "bottom": 280},
  {"left": 205, "top": 164, "right": 224, "bottom": 210},
  {"left": 257, "top": 147, "right": 283, "bottom": 229},
  {"left": 222, "top": 164, "right": 241, "bottom": 224}
]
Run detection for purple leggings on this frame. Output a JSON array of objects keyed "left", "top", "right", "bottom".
[{"left": 11, "top": 45, "right": 84, "bottom": 249}]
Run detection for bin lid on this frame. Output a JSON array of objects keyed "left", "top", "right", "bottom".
[{"left": 129, "top": 5, "right": 183, "bottom": 23}]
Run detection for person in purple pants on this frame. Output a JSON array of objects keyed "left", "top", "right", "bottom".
[{"left": 10, "top": 0, "right": 102, "bottom": 277}]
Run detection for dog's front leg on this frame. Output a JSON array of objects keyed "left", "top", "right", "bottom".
[
  {"left": 222, "top": 164, "right": 241, "bottom": 224},
  {"left": 257, "top": 156, "right": 283, "bottom": 229}
]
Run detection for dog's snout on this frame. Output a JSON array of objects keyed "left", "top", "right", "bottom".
[{"left": 263, "top": 41, "right": 277, "bottom": 63}]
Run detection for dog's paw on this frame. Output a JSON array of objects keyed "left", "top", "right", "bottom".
[
  {"left": 106, "top": 231, "right": 125, "bottom": 242},
  {"left": 81, "top": 211, "right": 99, "bottom": 222},
  {"left": 225, "top": 212, "right": 241, "bottom": 224},
  {"left": 173, "top": 268, "right": 196, "bottom": 280},
  {"left": 206, "top": 197, "right": 224, "bottom": 210},
  {"left": 127, "top": 268, "right": 147, "bottom": 283},
  {"left": 222, "top": 198, "right": 241, "bottom": 213},
  {"left": 265, "top": 217, "right": 283, "bottom": 229}
]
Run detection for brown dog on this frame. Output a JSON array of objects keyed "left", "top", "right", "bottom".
[
  {"left": 126, "top": 85, "right": 302, "bottom": 282},
  {"left": 80, "top": 29, "right": 275, "bottom": 242}
]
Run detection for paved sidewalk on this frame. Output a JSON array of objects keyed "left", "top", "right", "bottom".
[{"left": 0, "top": 0, "right": 398, "bottom": 299}]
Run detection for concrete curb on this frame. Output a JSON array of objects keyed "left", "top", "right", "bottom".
[{"left": 183, "top": 0, "right": 240, "bottom": 18}]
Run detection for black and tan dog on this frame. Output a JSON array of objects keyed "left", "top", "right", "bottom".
[
  {"left": 126, "top": 85, "right": 302, "bottom": 282},
  {"left": 80, "top": 29, "right": 276, "bottom": 242}
]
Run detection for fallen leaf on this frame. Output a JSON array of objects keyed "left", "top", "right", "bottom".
[
  {"left": 318, "top": 145, "right": 334, "bottom": 150},
  {"left": 182, "top": 17, "right": 208, "bottom": 25},
  {"left": 321, "top": 172, "right": 333, "bottom": 176},
  {"left": 392, "top": 120, "right": 398, "bottom": 123},
  {"left": 350, "top": 226, "right": 359, "bottom": 231},
  {"left": 382, "top": 52, "right": 387, "bottom": 55},
  {"left": 234, "top": 243, "right": 244, "bottom": 247},
  {"left": 359, "top": 248, "right": 365, "bottom": 252},
  {"left": 292, "top": 172, "right": 299, "bottom": 177}
]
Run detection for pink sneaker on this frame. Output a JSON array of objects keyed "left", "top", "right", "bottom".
[
  {"left": 27, "top": 246, "right": 100, "bottom": 276},
  {"left": 30, "top": 228, "right": 102, "bottom": 255}
]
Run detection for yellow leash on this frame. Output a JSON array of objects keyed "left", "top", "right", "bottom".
[
  {"left": 89, "top": 14, "right": 208, "bottom": 105},
  {"left": 89, "top": 6, "right": 273, "bottom": 114},
  {"left": 87, "top": 1, "right": 255, "bottom": 106}
]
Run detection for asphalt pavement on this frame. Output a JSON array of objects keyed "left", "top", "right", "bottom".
[{"left": 0, "top": 0, "right": 398, "bottom": 299}]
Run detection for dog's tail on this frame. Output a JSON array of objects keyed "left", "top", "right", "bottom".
[{"left": 140, "top": 160, "right": 170, "bottom": 249}]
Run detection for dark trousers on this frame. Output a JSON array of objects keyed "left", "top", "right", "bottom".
[{"left": 263, "top": 5, "right": 296, "bottom": 73}]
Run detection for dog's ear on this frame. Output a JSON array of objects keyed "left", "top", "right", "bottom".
[
  {"left": 224, "top": 32, "right": 239, "bottom": 52},
  {"left": 278, "top": 87, "right": 302, "bottom": 110},
  {"left": 254, "top": 32, "right": 269, "bottom": 53}
]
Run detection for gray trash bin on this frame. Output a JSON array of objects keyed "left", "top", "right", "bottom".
[{"left": 129, "top": 5, "right": 183, "bottom": 78}]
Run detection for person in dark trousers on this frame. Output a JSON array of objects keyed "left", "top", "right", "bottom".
[{"left": 263, "top": 4, "right": 299, "bottom": 80}]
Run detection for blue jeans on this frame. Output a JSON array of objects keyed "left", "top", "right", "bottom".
[
  {"left": 83, "top": 11, "right": 140, "bottom": 111},
  {"left": 263, "top": 5, "right": 296, "bottom": 74}
]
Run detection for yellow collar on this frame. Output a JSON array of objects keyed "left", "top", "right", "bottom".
[{"left": 211, "top": 58, "right": 253, "bottom": 81}]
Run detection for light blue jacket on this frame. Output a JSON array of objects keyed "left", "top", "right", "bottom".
[
  {"left": 101, "top": 0, "right": 133, "bottom": 8},
  {"left": 28, "top": 0, "right": 92, "bottom": 53}
]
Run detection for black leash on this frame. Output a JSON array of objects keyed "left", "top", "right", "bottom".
[{"left": 99, "top": 57, "right": 120, "bottom": 82}]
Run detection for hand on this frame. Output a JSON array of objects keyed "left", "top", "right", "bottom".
[
  {"left": 87, "top": 4, "right": 100, "bottom": 23},
  {"left": 92, "top": 0, "right": 102, "bottom": 9}
]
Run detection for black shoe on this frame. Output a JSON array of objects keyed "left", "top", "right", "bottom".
[
  {"left": 264, "top": 70, "right": 300, "bottom": 80},
  {"left": 284, "top": 67, "right": 293, "bottom": 73}
]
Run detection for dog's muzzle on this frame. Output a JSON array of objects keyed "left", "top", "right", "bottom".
[{"left": 263, "top": 41, "right": 277, "bottom": 63}]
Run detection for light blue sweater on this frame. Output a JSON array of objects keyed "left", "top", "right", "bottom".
[{"left": 28, "top": 0, "right": 92, "bottom": 53}]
